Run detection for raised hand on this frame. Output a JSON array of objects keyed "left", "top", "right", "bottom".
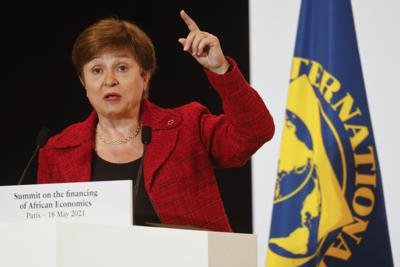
[{"left": 178, "top": 10, "right": 230, "bottom": 74}]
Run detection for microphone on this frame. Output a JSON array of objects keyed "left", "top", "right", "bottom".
[
  {"left": 132, "top": 126, "right": 152, "bottom": 225},
  {"left": 141, "top": 126, "right": 152, "bottom": 145},
  {"left": 17, "top": 127, "right": 51, "bottom": 185}
]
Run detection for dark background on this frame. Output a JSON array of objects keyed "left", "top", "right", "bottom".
[{"left": 1, "top": 1, "right": 252, "bottom": 233}]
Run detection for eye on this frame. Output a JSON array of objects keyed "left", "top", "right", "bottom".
[
  {"left": 91, "top": 66, "right": 103, "bottom": 75},
  {"left": 116, "top": 64, "right": 129, "bottom": 72}
]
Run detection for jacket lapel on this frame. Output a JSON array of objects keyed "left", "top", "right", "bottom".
[
  {"left": 48, "top": 111, "right": 97, "bottom": 183},
  {"left": 141, "top": 100, "right": 181, "bottom": 190}
]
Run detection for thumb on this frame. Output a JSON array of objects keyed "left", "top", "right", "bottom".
[{"left": 178, "top": 38, "right": 186, "bottom": 48}]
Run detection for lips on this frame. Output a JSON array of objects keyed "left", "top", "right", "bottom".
[{"left": 103, "top": 92, "right": 121, "bottom": 102}]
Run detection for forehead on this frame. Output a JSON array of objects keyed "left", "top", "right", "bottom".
[{"left": 88, "top": 48, "right": 136, "bottom": 63}]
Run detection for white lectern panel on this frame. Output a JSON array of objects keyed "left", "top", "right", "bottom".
[{"left": 0, "top": 222, "right": 256, "bottom": 267}]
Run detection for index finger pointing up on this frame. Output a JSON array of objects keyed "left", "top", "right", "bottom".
[{"left": 180, "top": 10, "right": 200, "bottom": 32}]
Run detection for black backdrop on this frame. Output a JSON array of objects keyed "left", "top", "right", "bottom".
[{"left": 2, "top": 1, "right": 252, "bottom": 233}]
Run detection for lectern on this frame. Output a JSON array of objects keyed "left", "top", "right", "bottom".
[{"left": 0, "top": 221, "right": 256, "bottom": 267}]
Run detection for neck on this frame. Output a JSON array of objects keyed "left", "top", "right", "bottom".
[{"left": 97, "top": 113, "right": 140, "bottom": 138}]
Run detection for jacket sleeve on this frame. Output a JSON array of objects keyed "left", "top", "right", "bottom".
[{"left": 199, "top": 57, "right": 275, "bottom": 168}]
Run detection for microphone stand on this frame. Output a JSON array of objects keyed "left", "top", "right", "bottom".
[
  {"left": 132, "top": 126, "right": 152, "bottom": 225},
  {"left": 17, "top": 146, "right": 41, "bottom": 185},
  {"left": 18, "top": 127, "right": 51, "bottom": 185},
  {"left": 132, "top": 148, "right": 147, "bottom": 225}
]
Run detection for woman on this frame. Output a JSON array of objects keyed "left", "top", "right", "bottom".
[{"left": 37, "top": 10, "right": 274, "bottom": 232}]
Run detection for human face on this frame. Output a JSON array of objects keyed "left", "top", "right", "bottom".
[{"left": 81, "top": 49, "right": 149, "bottom": 120}]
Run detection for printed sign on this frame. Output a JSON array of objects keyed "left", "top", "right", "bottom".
[{"left": 0, "top": 181, "right": 132, "bottom": 225}]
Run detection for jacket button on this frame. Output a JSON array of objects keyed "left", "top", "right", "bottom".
[{"left": 167, "top": 119, "right": 174, "bottom": 125}]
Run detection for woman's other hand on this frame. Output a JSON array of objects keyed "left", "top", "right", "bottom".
[{"left": 178, "top": 10, "right": 230, "bottom": 74}]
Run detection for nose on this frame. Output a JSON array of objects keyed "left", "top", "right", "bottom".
[{"left": 103, "top": 71, "right": 119, "bottom": 87}]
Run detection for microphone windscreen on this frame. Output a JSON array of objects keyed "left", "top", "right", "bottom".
[
  {"left": 36, "top": 127, "right": 51, "bottom": 147},
  {"left": 141, "top": 126, "right": 152, "bottom": 145}
]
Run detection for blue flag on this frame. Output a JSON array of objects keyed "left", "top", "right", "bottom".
[{"left": 266, "top": 0, "right": 394, "bottom": 266}]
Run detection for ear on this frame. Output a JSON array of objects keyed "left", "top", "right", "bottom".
[
  {"left": 79, "top": 75, "right": 86, "bottom": 87},
  {"left": 141, "top": 71, "right": 151, "bottom": 90}
]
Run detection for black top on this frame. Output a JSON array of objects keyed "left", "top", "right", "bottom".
[{"left": 91, "top": 152, "right": 160, "bottom": 226}]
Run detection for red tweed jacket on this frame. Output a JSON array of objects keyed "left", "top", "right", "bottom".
[{"left": 37, "top": 58, "right": 275, "bottom": 232}]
